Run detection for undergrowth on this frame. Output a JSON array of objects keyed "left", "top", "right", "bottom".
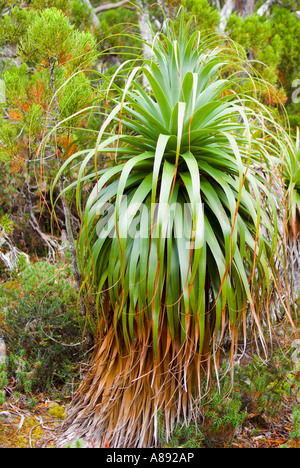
[
  {"left": 162, "top": 342, "right": 300, "bottom": 448},
  {"left": 0, "top": 257, "right": 90, "bottom": 396},
  {"left": 0, "top": 258, "right": 299, "bottom": 448}
]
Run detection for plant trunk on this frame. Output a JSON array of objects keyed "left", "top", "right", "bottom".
[
  {"left": 57, "top": 302, "right": 210, "bottom": 448},
  {"left": 235, "top": 0, "right": 255, "bottom": 17},
  {"left": 218, "top": 0, "right": 235, "bottom": 34},
  {"left": 80, "top": 0, "right": 101, "bottom": 27}
]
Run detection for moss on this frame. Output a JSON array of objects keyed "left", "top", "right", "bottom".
[
  {"left": 0, "top": 412, "right": 57, "bottom": 448},
  {"left": 48, "top": 403, "right": 67, "bottom": 420},
  {"left": 3, "top": 280, "right": 20, "bottom": 290}
]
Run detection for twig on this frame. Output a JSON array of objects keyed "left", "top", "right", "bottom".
[
  {"left": 17, "top": 414, "right": 25, "bottom": 433},
  {"left": 39, "top": 322, "right": 87, "bottom": 347},
  {"left": 29, "top": 416, "right": 56, "bottom": 448}
]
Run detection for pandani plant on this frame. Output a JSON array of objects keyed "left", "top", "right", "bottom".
[
  {"left": 283, "top": 127, "right": 300, "bottom": 240},
  {"left": 279, "top": 127, "right": 300, "bottom": 299},
  {"left": 53, "top": 16, "right": 295, "bottom": 448}
]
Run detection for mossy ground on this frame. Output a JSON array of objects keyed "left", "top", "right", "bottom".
[
  {"left": 0, "top": 349, "right": 298, "bottom": 448},
  {"left": 0, "top": 396, "right": 64, "bottom": 448},
  {"left": 0, "top": 282, "right": 299, "bottom": 448}
]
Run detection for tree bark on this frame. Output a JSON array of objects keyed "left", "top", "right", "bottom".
[
  {"left": 136, "top": 0, "right": 153, "bottom": 87},
  {"left": 0, "top": 337, "right": 6, "bottom": 365},
  {"left": 256, "top": 0, "right": 276, "bottom": 16},
  {"left": 235, "top": 0, "right": 255, "bottom": 17},
  {"left": 94, "top": 0, "right": 130, "bottom": 13},
  {"left": 80, "top": 0, "right": 101, "bottom": 27},
  {"left": 218, "top": 0, "right": 235, "bottom": 34}
]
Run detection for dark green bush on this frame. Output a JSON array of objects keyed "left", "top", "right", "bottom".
[
  {"left": 0, "top": 363, "right": 8, "bottom": 405},
  {"left": 0, "top": 259, "right": 89, "bottom": 395},
  {"left": 5, "top": 296, "right": 86, "bottom": 393}
]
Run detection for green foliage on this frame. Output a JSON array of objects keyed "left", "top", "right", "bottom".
[
  {"left": 64, "top": 438, "right": 85, "bottom": 448},
  {"left": 272, "top": 7, "right": 300, "bottom": 81},
  {"left": 0, "top": 213, "right": 14, "bottom": 237},
  {"left": 0, "top": 364, "right": 8, "bottom": 405},
  {"left": 291, "top": 407, "right": 300, "bottom": 440},
  {"left": 236, "top": 351, "right": 294, "bottom": 418},
  {"left": 3, "top": 63, "right": 29, "bottom": 103},
  {"left": 0, "top": 117, "right": 18, "bottom": 162},
  {"left": 97, "top": 5, "right": 140, "bottom": 56},
  {"left": 205, "top": 390, "right": 247, "bottom": 433},
  {"left": 0, "top": 0, "right": 95, "bottom": 47},
  {"left": 31, "top": 0, "right": 73, "bottom": 11},
  {"left": 18, "top": 7, "right": 97, "bottom": 69},
  {"left": 1, "top": 64, "right": 48, "bottom": 152},
  {"left": 0, "top": 6, "right": 36, "bottom": 46},
  {"left": 226, "top": 13, "right": 283, "bottom": 85},
  {"left": 59, "top": 16, "right": 289, "bottom": 358},
  {"left": 225, "top": 7, "right": 300, "bottom": 124},
  {"left": 182, "top": 0, "right": 220, "bottom": 31},
  {"left": 162, "top": 421, "right": 204, "bottom": 448},
  {"left": 0, "top": 3, "right": 99, "bottom": 238},
  {"left": 0, "top": 259, "right": 89, "bottom": 394},
  {"left": 57, "top": 70, "right": 96, "bottom": 127},
  {"left": 281, "top": 128, "right": 300, "bottom": 236},
  {"left": 0, "top": 0, "right": 18, "bottom": 12},
  {"left": 71, "top": 0, "right": 93, "bottom": 31}
]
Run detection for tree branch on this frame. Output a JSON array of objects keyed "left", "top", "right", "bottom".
[
  {"left": 218, "top": 0, "right": 235, "bottom": 34},
  {"left": 25, "top": 177, "right": 59, "bottom": 260},
  {"left": 80, "top": 0, "right": 101, "bottom": 27},
  {"left": 256, "top": 0, "right": 276, "bottom": 16},
  {"left": 94, "top": 0, "right": 131, "bottom": 14}
]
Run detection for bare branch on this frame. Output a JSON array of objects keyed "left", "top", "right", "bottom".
[
  {"left": 94, "top": 0, "right": 131, "bottom": 14},
  {"left": 256, "top": 0, "right": 276, "bottom": 16},
  {"left": 218, "top": 0, "right": 235, "bottom": 34},
  {"left": 80, "top": 0, "right": 101, "bottom": 27}
]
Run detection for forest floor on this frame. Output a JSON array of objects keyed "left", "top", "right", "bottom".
[
  {"left": 0, "top": 326, "right": 299, "bottom": 449},
  {"left": 0, "top": 395, "right": 65, "bottom": 448},
  {"left": 0, "top": 260, "right": 299, "bottom": 449}
]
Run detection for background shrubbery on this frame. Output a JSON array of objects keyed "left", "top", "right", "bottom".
[{"left": 0, "top": 258, "right": 89, "bottom": 396}]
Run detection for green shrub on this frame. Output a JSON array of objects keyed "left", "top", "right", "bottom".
[
  {"left": 162, "top": 422, "right": 204, "bottom": 449},
  {"left": 0, "top": 259, "right": 89, "bottom": 395},
  {"left": 291, "top": 407, "right": 300, "bottom": 440},
  {"left": 0, "top": 363, "right": 8, "bottom": 405},
  {"left": 163, "top": 346, "right": 297, "bottom": 448},
  {"left": 236, "top": 351, "right": 294, "bottom": 419},
  {"left": 205, "top": 389, "right": 247, "bottom": 433}
]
